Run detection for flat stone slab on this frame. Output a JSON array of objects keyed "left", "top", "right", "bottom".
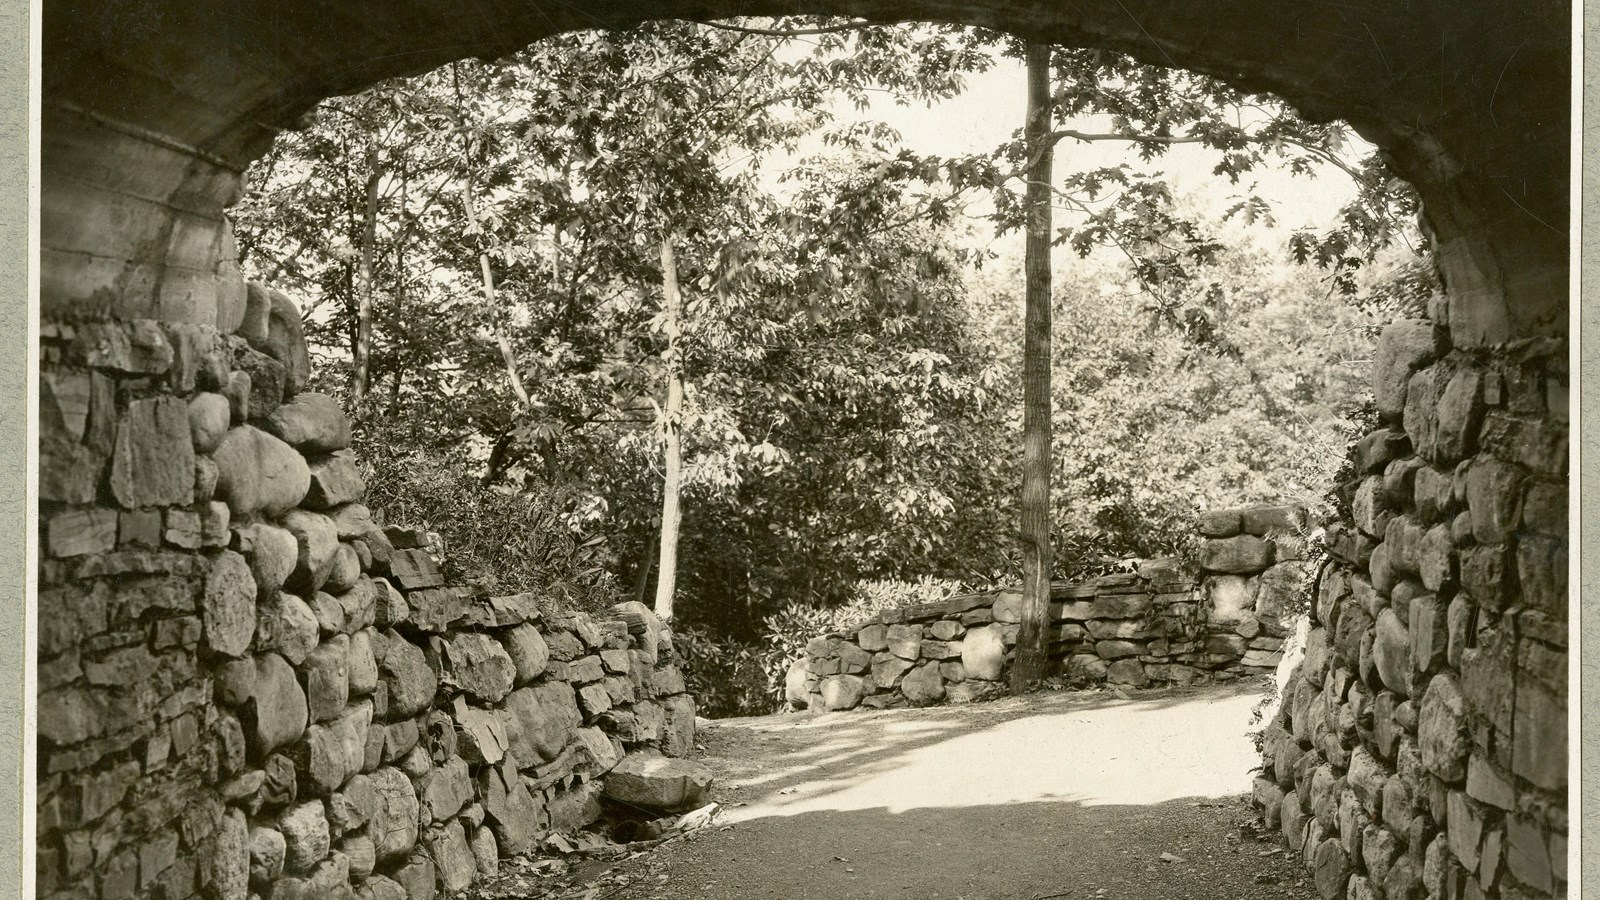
[{"left": 603, "top": 752, "right": 713, "bottom": 814}]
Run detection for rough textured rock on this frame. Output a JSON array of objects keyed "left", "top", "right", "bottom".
[
  {"left": 211, "top": 807, "right": 250, "bottom": 899},
  {"left": 1199, "top": 535, "right": 1275, "bottom": 573},
  {"left": 242, "top": 653, "right": 310, "bottom": 759},
  {"left": 503, "top": 681, "right": 582, "bottom": 764},
  {"left": 279, "top": 801, "right": 331, "bottom": 874},
  {"left": 369, "top": 767, "right": 420, "bottom": 861},
  {"left": 325, "top": 543, "right": 361, "bottom": 594},
  {"left": 204, "top": 550, "right": 258, "bottom": 656},
  {"left": 283, "top": 509, "right": 340, "bottom": 594},
  {"left": 784, "top": 658, "right": 810, "bottom": 707},
  {"left": 1419, "top": 673, "right": 1468, "bottom": 781},
  {"left": 340, "top": 833, "right": 376, "bottom": 881},
  {"left": 303, "top": 635, "right": 352, "bottom": 723},
  {"left": 1208, "top": 575, "right": 1258, "bottom": 623},
  {"left": 213, "top": 426, "right": 311, "bottom": 517},
  {"left": 900, "top": 663, "right": 946, "bottom": 705},
  {"left": 304, "top": 451, "right": 366, "bottom": 510},
  {"left": 250, "top": 824, "right": 288, "bottom": 886},
  {"left": 291, "top": 703, "right": 370, "bottom": 796},
  {"left": 455, "top": 706, "right": 509, "bottom": 766},
  {"left": 1197, "top": 509, "right": 1242, "bottom": 537},
  {"left": 500, "top": 624, "right": 550, "bottom": 685},
  {"left": 380, "top": 634, "right": 438, "bottom": 719},
  {"left": 327, "top": 773, "right": 375, "bottom": 834},
  {"left": 427, "top": 820, "right": 477, "bottom": 894},
  {"left": 347, "top": 630, "right": 379, "bottom": 697},
  {"left": 263, "top": 592, "right": 321, "bottom": 665},
  {"left": 420, "top": 757, "right": 473, "bottom": 823},
  {"left": 603, "top": 753, "right": 714, "bottom": 813},
  {"left": 110, "top": 396, "right": 196, "bottom": 508},
  {"left": 480, "top": 762, "right": 544, "bottom": 855},
  {"left": 820, "top": 674, "right": 865, "bottom": 711},
  {"left": 241, "top": 283, "right": 313, "bottom": 393},
  {"left": 885, "top": 623, "right": 922, "bottom": 659},
  {"left": 432, "top": 633, "right": 517, "bottom": 703},
  {"left": 1372, "top": 320, "right": 1443, "bottom": 421},
  {"left": 266, "top": 392, "right": 351, "bottom": 453}
]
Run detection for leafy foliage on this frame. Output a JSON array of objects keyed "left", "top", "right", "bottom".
[
  {"left": 233, "top": 18, "right": 1432, "bottom": 715},
  {"left": 356, "top": 412, "right": 622, "bottom": 619}
]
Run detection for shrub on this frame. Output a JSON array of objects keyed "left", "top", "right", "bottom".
[
  {"left": 672, "top": 625, "right": 770, "bottom": 720},
  {"left": 354, "top": 418, "right": 622, "bottom": 620}
]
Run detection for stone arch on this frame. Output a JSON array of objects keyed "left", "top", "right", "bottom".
[
  {"left": 36, "top": 4, "right": 1571, "bottom": 900},
  {"left": 44, "top": 1, "right": 1567, "bottom": 343}
]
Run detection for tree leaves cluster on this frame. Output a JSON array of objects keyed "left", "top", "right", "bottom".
[{"left": 233, "top": 17, "right": 1435, "bottom": 712}]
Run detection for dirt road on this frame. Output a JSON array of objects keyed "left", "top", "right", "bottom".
[{"left": 488, "top": 682, "right": 1316, "bottom": 900}]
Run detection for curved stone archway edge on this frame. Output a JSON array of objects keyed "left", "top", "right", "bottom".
[
  {"left": 36, "top": 3, "right": 1571, "bottom": 900},
  {"left": 44, "top": 0, "right": 1567, "bottom": 344}
]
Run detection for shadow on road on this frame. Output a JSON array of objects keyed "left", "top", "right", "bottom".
[{"left": 620, "top": 794, "right": 1316, "bottom": 900}]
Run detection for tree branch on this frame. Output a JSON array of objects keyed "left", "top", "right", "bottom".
[{"left": 1049, "top": 130, "right": 1207, "bottom": 146}]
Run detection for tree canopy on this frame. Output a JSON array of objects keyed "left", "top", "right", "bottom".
[{"left": 232, "top": 17, "right": 1433, "bottom": 713}]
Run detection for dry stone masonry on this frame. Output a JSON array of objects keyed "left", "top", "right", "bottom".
[
  {"left": 36, "top": 285, "right": 703, "bottom": 900},
  {"left": 1252, "top": 320, "right": 1568, "bottom": 900},
  {"left": 787, "top": 505, "right": 1310, "bottom": 711},
  {"left": 32, "top": 5, "right": 1570, "bottom": 900}
]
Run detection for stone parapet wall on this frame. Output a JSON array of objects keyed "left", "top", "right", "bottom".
[
  {"left": 786, "top": 505, "right": 1312, "bottom": 712},
  {"left": 1252, "top": 322, "right": 1568, "bottom": 900},
  {"left": 36, "top": 287, "right": 698, "bottom": 900}
]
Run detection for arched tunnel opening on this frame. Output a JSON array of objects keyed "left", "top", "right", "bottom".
[{"left": 32, "top": 3, "right": 1571, "bottom": 899}]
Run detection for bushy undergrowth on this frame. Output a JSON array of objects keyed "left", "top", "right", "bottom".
[
  {"left": 672, "top": 625, "right": 771, "bottom": 720},
  {"left": 355, "top": 421, "right": 623, "bottom": 620}
]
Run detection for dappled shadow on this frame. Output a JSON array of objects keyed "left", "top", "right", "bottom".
[
  {"left": 612, "top": 795, "right": 1315, "bottom": 900},
  {"left": 701, "top": 681, "right": 1274, "bottom": 823}
]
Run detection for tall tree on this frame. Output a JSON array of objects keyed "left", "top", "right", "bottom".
[
  {"left": 1010, "top": 42, "right": 1056, "bottom": 694},
  {"left": 654, "top": 236, "right": 686, "bottom": 621}
]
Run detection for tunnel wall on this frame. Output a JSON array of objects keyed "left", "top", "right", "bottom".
[
  {"left": 33, "top": 4, "right": 1571, "bottom": 899},
  {"left": 35, "top": 282, "right": 699, "bottom": 900},
  {"left": 1252, "top": 321, "right": 1568, "bottom": 900},
  {"left": 790, "top": 505, "right": 1311, "bottom": 710}
]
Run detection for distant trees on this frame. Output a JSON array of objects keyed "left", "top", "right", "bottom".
[{"left": 233, "top": 18, "right": 1430, "bottom": 710}]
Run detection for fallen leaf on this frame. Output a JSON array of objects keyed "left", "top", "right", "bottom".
[{"left": 1159, "top": 852, "right": 1186, "bottom": 863}]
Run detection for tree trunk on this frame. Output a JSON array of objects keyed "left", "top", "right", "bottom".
[
  {"left": 460, "top": 185, "right": 532, "bottom": 409},
  {"left": 653, "top": 236, "right": 685, "bottom": 622},
  {"left": 1011, "top": 42, "right": 1055, "bottom": 695},
  {"left": 351, "top": 143, "right": 381, "bottom": 404},
  {"left": 632, "top": 530, "right": 659, "bottom": 606}
]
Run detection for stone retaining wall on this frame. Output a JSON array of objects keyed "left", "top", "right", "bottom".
[
  {"left": 786, "top": 505, "right": 1312, "bottom": 711},
  {"left": 1252, "top": 322, "right": 1568, "bottom": 900},
  {"left": 36, "top": 286, "right": 698, "bottom": 900}
]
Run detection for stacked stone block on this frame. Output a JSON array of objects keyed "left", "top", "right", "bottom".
[
  {"left": 36, "top": 284, "right": 699, "bottom": 900},
  {"left": 1253, "top": 320, "right": 1568, "bottom": 900},
  {"left": 788, "top": 507, "right": 1308, "bottom": 712}
]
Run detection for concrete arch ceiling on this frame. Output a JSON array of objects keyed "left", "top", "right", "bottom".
[{"left": 43, "top": 1, "right": 1569, "bottom": 345}]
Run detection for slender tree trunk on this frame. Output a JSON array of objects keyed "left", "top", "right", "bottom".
[
  {"left": 351, "top": 143, "right": 381, "bottom": 404},
  {"left": 632, "top": 532, "right": 659, "bottom": 606},
  {"left": 1011, "top": 42, "right": 1055, "bottom": 695},
  {"left": 653, "top": 236, "right": 685, "bottom": 622},
  {"left": 460, "top": 185, "right": 532, "bottom": 409}
]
